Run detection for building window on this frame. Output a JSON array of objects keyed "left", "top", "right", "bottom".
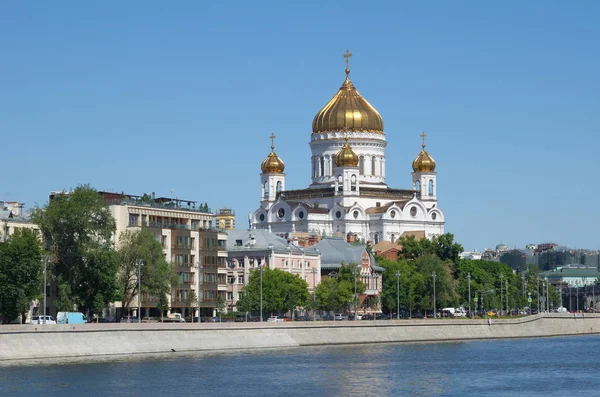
[{"left": 227, "top": 292, "right": 233, "bottom": 300}]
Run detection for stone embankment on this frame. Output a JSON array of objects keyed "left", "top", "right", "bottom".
[{"left": 1, "top": 313, "right": 597, "bottom": 364}]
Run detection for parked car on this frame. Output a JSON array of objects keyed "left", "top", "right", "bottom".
[
  {"left": 376, "top": 313, "right": 390, "bottom": 320},
  {"left": 334, "top": 313, "right": 348, "bottom": 321},
  {"left": 361, "top": 314, "right": 374, "bottom": 320},
  {"left": 57, "top": 312, "right": 87, "bottom": 324},
  {"left": 120, "top": 316, "right": 138, "bottom": 323},
  {"left": 141, "top": 317, "right": 158, "bottom": 323},
  {"left": 267, "top": 316, "right": 284, "bottom": 322},
  {"left": 30, "top": 315, "right": 56, "bottom": 325}
]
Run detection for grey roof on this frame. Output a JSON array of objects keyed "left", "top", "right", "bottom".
[
  {"left": 227, "top": 229, "right": 318, "bottom": 255},
  {"left": 0, "top": 210, "right": 32, "bottom": 223},
  {"left": 312, "top": 237, "right": 382, "bottom": 271},
  {"left": 541, "top": 267, "right": 600, "bottom": 279}
]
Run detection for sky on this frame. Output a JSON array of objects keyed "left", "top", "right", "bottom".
[{"left": 1, "top": 1, "right": 599, "bottom": 251}]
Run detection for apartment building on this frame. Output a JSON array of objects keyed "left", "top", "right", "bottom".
[
  {"left": 216, "top": 208, "right": 235, "bottom": 230},
  {"left": 104, "top": 192, "right": 227, "bottom": 318}
]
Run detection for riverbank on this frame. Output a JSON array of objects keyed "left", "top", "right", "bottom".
[{"left": 1, "top": 313, "right": 597, "bottom": 365}]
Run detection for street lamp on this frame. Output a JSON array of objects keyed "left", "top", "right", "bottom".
[
  {"left": 467, "top": 272, "right": 471, "bottom": 317},
  {"left": 353, "top": 265, "right": 359, "bottom": 317},
  {"left": 431, "top": 272, "right": 437, "bottom": 319},
  {"left": 371, "top": 273, "right": 379, "bottom": 315},
  {"left": 195, "top": 262, "right": 203, "bottom": 321},
  {"left": 41, "top": 254, "right": 49, "bottom": 325},
  {"left": 395, "top": 271, "right": 401, "bottom": 320},
  {"left": 259, "top": 265, "right": 264, "bottom": 322},
  {"left": 136, "top": 259, "right": 143, "bottom": 323},
  {"left": 506, "top": 280, "right": 509, "bottom": 315},
  {"left": 311, "top": 267, "right": 317, "bottom": 321},
  {"left": 500, "top": 274, "right": 504, "bottom": 314}
]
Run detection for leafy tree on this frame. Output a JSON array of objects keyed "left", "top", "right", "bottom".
[
  {"left": 54, "top": 282, "right": 74, "bottom": 312},
  {"left": 117, "top": 229, "right": 173, "bottom": 312},
  {"left": 157, "top": 292, "right": 169, "bottom": 322},
  {"left": 0, "top": 229, "right": 43, "bottom": 323},
  {"left": 397, "top": 233, "right": 463, "bottom": 264},
  {"left": 92, "top": 292, "right": 105, "bottom": 322},
  {"left": 186, "top": 290, "right": 198, "bottom": 321},
  {"left": 237, "top": 268, "right": 309, "bottom": 316},
  {"left": 314, "top": 276, "right": 353, "bottom": 314},
  {"left": 215, "top": 294, "right": 226, "bottom": 321},
  {"left": 32, "top": 184, "right": 117, "bottom": 312},
  {"left": 79, "top": 247, "right": 119, "bottom": 315}
]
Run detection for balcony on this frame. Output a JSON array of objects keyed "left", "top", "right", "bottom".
[
  {"left": 108, "top": 198, "right": 212, "bottom": 214},
  {"left": 173, "top": 243, "right": 195, "bottom": 250}
]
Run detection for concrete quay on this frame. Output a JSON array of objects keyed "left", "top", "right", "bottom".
[{"left": 1, "top": 313, "right": 598, "bottom": 364}]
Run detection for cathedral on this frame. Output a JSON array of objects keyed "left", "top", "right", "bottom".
[{"left": 251, "top": 51, "right": 445, "bottom": 244}]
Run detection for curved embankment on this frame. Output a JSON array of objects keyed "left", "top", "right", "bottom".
[{"left": 1, "top": 313, "right": 598, "bottom": 364}]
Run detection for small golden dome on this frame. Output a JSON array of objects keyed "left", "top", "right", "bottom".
[
  {"left": 412, "top": 132, "right": 436, "bottom": 172},
  {"left": 261, "top": 134, "right": 285, "bottom": 174},
  {"left": 335, "top": 137, "right": 359, "bottom": 167},
  {"left": 312, "top": 52, "right": 384, "bottom": 134}
]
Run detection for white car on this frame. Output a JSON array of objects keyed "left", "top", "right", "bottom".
[
  {"left": 30, "top": 315, "right": 57, "bottom": 324},
  {"left": 267, "top": 316, "right": 284, "bottom": 322}
]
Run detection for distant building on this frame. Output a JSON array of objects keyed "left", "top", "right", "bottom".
[
  {"left": 459, "top": 250, "right": 482, "bottom": 260},
  {"left": 541, "top": 266, "right": 600, "bottom": 288},
  {"left": 0, "top": 201, "right": 39, "bottom": 242},
  {"left": 216, "top": 208, "right": 235, "bottom": 230}
]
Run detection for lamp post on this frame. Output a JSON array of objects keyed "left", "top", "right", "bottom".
[
  {"left": 136, "top": 259, "right": 143, "bottom": 323},
  {"left": 353, "top": 265, "right": 359, "bottom": 317},
  {"left": 431, "top": 272, "right": 437, "bottom": 319},
  {"left": 311, "top": 267, "right": 317, "bottom": 322},
  {"left": 259, "top": 265, "right": 264, "bottom": 322},
  {"left": 506, "top": 280, "right": 509, "bottom": 315},
  {"left": 395, "top": 271, "right": 401, "bottom": 320},
  {"left": 467, "top": 272, "right": 471, "bottom": 317},
  {"left": 537, "top": 277, "right": 541, "bottom": 314},
  {"left": 500, "top": 274, "right": 504, "bottom": 314},
  {"left": 371, "top": 273, "right": 379, "bottom": 316},
  {"left": 41, "top": 254, "right": 49, "bottom": 325},
  {"left": 196, "top": 262, "right": 203, "bottom": 321}
]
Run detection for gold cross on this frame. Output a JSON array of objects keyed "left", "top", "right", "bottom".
[
  {"left": 270, "top": 133, "right": 276, "bottom": 150},
  {"left": 420, "top": 132, "right": 427, "bottom": 148},
  {"left": 343, "top": 49, "right": 352, "bottom": 70}
]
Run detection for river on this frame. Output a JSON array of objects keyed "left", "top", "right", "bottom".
[{"left": 1, "top": 335, "right": 597, "bottom": 396}]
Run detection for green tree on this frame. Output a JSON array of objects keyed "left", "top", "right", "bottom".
[
  {"left": 237, "top": 268, "right": 309, "bottom": 316},
  {"left": 397, "top": 233, "right": 463, "bottom": 264},
  {"left": 32, "top": 184, "right": 117, "bottom": 313},
  {"left": 156, "top": 292, "right": 169, "bottom": 322},
  {"left": 313, "top": 264, "right": 365, "bottom": 315},
  {"left": 0, "top": 229, "right": 43, "bottom": 323},
  {"left": 215, "top": 294, "right": 226, "bottom": 321},
  {"left": 117, "top": 229, "right": 173, "bottom": 312},
  {"left": 91, "top": 292, "right": 105, "bottom": 322},
  {"left": 54, "top": 282, "right": 74, "bottom": 312}
]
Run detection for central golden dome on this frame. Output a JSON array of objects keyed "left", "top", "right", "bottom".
[
  {"left": 335, "top": 137, "right": 359, "bottom": 167},
  {"left": 312, "top": 67, "right": 384, "bottom": 135}
]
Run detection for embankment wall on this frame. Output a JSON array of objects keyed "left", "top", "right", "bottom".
[{"left": 1, "top": 313, "right": 597, "bottom": 364}]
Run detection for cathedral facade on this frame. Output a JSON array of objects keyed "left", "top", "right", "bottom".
[{"left": 251, "top": 53, "right": 445, "bottom": 244}]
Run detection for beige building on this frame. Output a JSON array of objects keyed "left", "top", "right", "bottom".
[
  {"left": 104, "top": 192, "right": 227, "bottom": 319},
  {"left": 0, "top": 201, "right": 39, "bottom": 242},
  {"left": 216, "top": 208, "right": 235, "bottom": 230}
]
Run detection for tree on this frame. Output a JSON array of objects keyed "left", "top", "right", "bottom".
[
  {"left": 156, "top": 292, "right": 169, "bottom": 322},
  {"left": 215, "top": 294, "right": 226, "bottom": 321},
  {"left": 92, "top": 292, "right": 105, "bottom": 323},
  {"left": 0, "top": 229, "right": 43, "bottom": 323},
  {"left": 55, "top": 282, "right": 75, "bottom": 312},
  {"left": 314, "top": 276, "right": 353, "bottom": 314},
  {"left": 32, "top": 184, "right": 117, "bottom": 312},
  {"left": 186, "top": 290, "right": 198, "bottom": 321},
  {"left": 397, "top": 233, "right": 463, "bottom": 264},
  {"left": 117, "top": 229, "right": 173, "bottom": 312},
  {"left": 237, "top": 268, "right": 309, "bottom": 316}
]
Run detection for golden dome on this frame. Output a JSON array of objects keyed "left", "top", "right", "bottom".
[
  {"left": 412, "top": 132, "right": 436, "bottom": 172},
  {"left": 312, "top": 51, "right": 384, "bottom": 134},
  {"left": 261, "top": 134, "right": 285, "bottom": 174},
  {"left": 335, "top": 137, "right": 359, "bottom": 167}
]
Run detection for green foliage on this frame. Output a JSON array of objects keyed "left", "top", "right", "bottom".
[
  {"left": 397, "top": 233, "right": 463, "bottom": 264},
  {"left": 117, "top": 229, "right": 173, "bottom": 310},
  {"left": 237, "top": 268, "right": 309, "bottom": 315},
  {"left": 0, "top": 229, "right": 43, "bottom": 323},
  {"left": 157, "top": 292, "right": 169, "bottom": 322},
  {"left": 32, "top": 184, "right": 117, "bottom": 312},
  {"left": 314, "top": 263, "right": 365, "bottom": 313},
  {"left": 92, "top": 292, "right": 105, "bottom": 321},
  {"left": 55, "top": 282, "right": 75, "bottom": 312}
]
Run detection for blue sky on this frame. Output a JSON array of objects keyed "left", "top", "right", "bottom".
[{"left": 1, "top": 1, "right": 599, "bottom": 251}]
